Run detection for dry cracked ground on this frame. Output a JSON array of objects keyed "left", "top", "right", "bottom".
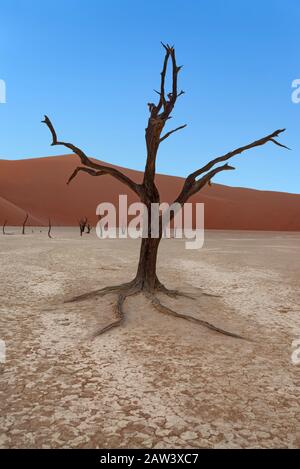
[{"left": 0, "top": 228, "right": 299, "bottom": 448}]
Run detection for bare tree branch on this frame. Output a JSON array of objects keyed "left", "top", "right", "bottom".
[
  {"left": 67, "top": 167, "right": 105, "bottom": 185},
  {"left": 149, "top": 43, "right": 184, "bottom": 120},
  {"left": 182, "top": 164, "right": 235, "bottom": 201},
  {"left": 170, "top": 46, "right": 179, "bottom": 102},
  {"left": 270, "top": 138, "right": 291, "bottom": 150},
  {"left": 154, "top": 43, "right": 170, "bottom": 114},
  {"left": 160, "top": 124, "right": 187, "bottom": 143},
  {"left": 160, "top": 44, "right": 183, "bottom": 119},
  {"left": 188, "top": 129, "right": 286, "bottom": 182},
  {"left": 174, "top": 129, "right": 288, "bottom": 205},
  {"left": 42, "top": 115, "right": 142, "bottom": 196},
  {"left": 176, "top": 90, "right": 185, "bottom": 98},
  {"left": 143, "top": 44, "right": 184, "bottom": 184}
]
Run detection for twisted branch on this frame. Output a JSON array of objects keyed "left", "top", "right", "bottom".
[
  {"left": 153, "top": 44, "right": 170, "bottom": 115},
  {"left": 149, "top": 43, "right": 184, "bottom": 120},
  {"left": 160, "top": 124, "right": 187, "bottom": 143},
  {"left": 67, "top": 167, "right": 105, "bottom": 185},
  {"left": 145, "top": 292, "right": 246, "bottom": 340},
  {"left": 175, "top": 129, "right": 288, "bottom": 205},
  {"left": 42, "top": 115, "right": 142, "bottom": 196}
]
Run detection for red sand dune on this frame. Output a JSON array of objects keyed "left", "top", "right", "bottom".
[{"left": 0, "top": 155, "right": 300, "bottom": 230}]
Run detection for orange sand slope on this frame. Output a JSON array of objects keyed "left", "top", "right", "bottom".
[{"left": 0, "top": 155, "right": 299, "bottom": 230}]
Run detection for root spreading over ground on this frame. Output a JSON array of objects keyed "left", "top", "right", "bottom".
[{"left": 67, "top": 279, "right": 246, "bottom": 340}]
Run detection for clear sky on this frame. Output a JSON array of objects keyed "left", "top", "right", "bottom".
[{"left": 0, "top": 0, "right": 299, "bottom": 193}]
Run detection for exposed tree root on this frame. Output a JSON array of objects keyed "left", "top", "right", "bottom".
[
  {"left": 67, "top": 278, "right": 195, "bottom": 303},
  {"left": 65, "top": 280, "right": 137, "bottom": 303},
  {"left": 67, "top": 278, "right": 246, "bottom": 340},
  {"left": 194, "top": 287, "right": 221, "bottom": 298},
  {"left": 91, "top": 283, "right": 145, "bottom": 337},
  {"left": 199, "top": 291, "right": 221, "bottom": 298},
  {"left": 156, "top": 280, "right": 220, "bottom": 300},
  {"left": 155, "top": 280, "right": 195, "bottom": 300},
  {"left": 92, "top": 293, "right": 126, "bottom": 337},
  {"left": 145, "top": 292, "right": 246, "bottom": 340}
]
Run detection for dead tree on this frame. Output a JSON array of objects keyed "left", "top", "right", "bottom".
[
  {"left": 43, "top": 43, "right": 288, "bottom": 338},
  {"left": 48, "top": 219, "right": 52, "bottom": 238},
  {"left": 2, "top": 220, "right": 7, "bottom": 235},
  {"left": 22, "top": 213, "right": 28, "bottom": 235},
  {"left": 79, "top": 217, "right": 87, "bottom": 236}
]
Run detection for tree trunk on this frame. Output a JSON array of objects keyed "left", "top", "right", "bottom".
[
  {"left": 135, "top": 236, "right": 162, "bottom": 291},
  {"left": 135, "top": 149, "right": 162, "bottom": 290}
]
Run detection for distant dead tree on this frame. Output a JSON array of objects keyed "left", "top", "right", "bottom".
[
  {"left": 2, "top": 220, "right": 7, "bottom": 235},
  {"left": 79, "top": 217, "right": 87, "bottom": 236},
  {"left": 22, "top": 213, "right": 28, "bottom": 235},
  {"left": 43, "top": 43, "right": 288, "bottom": 337},
  {"left": 48, "top": 219, "right": 52, "bottom": 238}
]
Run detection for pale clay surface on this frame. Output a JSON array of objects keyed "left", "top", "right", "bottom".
[{"left": 0, "top": 228, "right": 299, "bottom": 448}]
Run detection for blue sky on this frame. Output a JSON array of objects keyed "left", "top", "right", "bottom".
[{"left": 0, "top": 0, "right": 299, "bottom": 193}]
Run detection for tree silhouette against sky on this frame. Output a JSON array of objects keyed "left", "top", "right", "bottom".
[{"left": 43, "top": 43, "right": 287, "bottom": 338}]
